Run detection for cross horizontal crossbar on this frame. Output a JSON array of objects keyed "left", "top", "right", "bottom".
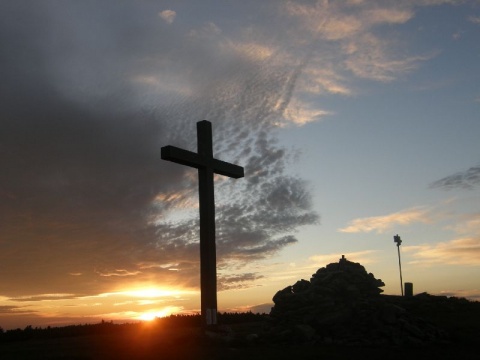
[{"left": 161, "top": 145, "right": 244, "bottom": 178}]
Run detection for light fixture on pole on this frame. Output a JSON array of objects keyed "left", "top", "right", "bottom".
[{"left": 393, "top": 234, "right": 404, "bottom": 296}]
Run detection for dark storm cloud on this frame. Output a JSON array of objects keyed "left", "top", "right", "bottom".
[
  {"left": 430, "top": 165, "right": 480, "bottom": 190},
  {"left": 0, "top": 1, "right": 318, "bottom": 297}
]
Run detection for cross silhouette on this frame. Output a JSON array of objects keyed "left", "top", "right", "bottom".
[{"left": 161, "top": 120, "right": 244, "bottom": 327}]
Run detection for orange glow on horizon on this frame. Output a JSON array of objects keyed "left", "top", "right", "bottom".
[
  {"left": 114, "top": 286, "right": 197, "bottom": 299},
  {"left": 122, "top": 288, "right": 179, "bottom": 298},
  {"left": 136, "top": 306, "right": 183, "bottom": 321},
  {"left": 111, "top": 286, "right": 195, "bottom": 322}
]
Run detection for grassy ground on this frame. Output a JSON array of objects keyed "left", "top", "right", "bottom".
[
  {"left": 1, "top": 297, "right": 479, "bottom": 360},
  {"left": 1, "top": 333, "right": 478, "bottom": 360},
  {"left": 1, "top": 324, "right": 478, "bottom": 360}
]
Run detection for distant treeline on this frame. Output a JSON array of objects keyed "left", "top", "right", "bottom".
[
  {"left": 0, "top": 312, "right": 268, "bottom": 342},
  {"left": 159, "top": 311, "right": 267, "bottom": 327}
]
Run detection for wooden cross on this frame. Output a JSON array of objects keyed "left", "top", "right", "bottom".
[{"left": 161, "top": 120, "right": 244, "bottom": 327}]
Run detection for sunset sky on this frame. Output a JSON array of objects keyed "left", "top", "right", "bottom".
[{"left": 1, "top": 0, "right": 480, "bottom": 330}]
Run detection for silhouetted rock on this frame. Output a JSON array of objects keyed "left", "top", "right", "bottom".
[{"left": 268, "top": 256, "right": 448, "bottom": 346}]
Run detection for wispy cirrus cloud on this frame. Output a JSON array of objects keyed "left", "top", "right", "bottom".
[
  {"left": 9, "top": 294, "right": 79, "bottom": 302},
  {"left": 0, "top": 305, "right": 37, "bottom": 315},
  {"left": 236, "top": 0, "right": 440, "bottom": 129},
  {"left": 301, "top": 66, "right": 352, "bottom": 96},
  {"left": 468, "top": 15, "right": 480, "bottom": 24},
  {"left": 96, "top": 269, "right": 142, "bottom": 277},
  {"left": 158, "top": 10, "right": 176, "bottom": 25},
  {"left": 430, "top": 165, "right": 480, "bottom": 190},
  {"left": 343, "top": 34, "right": 434, "bottom": 82},
  {"left": 339, "top": 207, "right": 432, "bottom": 234},
  {"left": 404, "top": 212, "right": 480, "bottom": 267},
  {"left": 282, "top": 98, "right": 334, "bottom": 126},
  {"left": 283, "top": 1, "right": 414, "bottom": 40},
  {"left": 446, "top": 213, "right": 480, "bottom": 235},
  {"left": 403, "top": 237, "right": 480, "bottom": 266},
  {"left": 282, "top": 0, "right": 429, "bottom": 85}
]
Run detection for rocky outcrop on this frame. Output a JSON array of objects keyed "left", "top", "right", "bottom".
[{"left": 268, "top": 256, "right": 448, "bottom": 346}]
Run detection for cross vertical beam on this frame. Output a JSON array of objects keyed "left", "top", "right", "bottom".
[
  {"left": 198, "top": 121, "right": 218, "bottom": 327},
  {"left": 161, "top": 120, "right": 244, "bottom": 327}
]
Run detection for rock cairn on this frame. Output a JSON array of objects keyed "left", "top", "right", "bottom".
[{"left": 269, "top": 256, "right": 447, "bottom": 346}]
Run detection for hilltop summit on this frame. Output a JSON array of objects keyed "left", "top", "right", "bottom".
[{"left": 269, "top": 256, "right": 446, "bottom": 346}]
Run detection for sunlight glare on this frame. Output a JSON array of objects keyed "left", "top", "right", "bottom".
[
  {"left": 120, "top": 287, "right": 189, "bottom": 298},
  {"left": 137, "top": 306, "right": 183, "bottom": 321}
]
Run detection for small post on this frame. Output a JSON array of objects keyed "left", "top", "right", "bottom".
[
  {"left": 405, "top": 282, "right": 413, "bottom": 297},
  {"left": 393, "top": 234, "right": 404, "bottom": 296}
]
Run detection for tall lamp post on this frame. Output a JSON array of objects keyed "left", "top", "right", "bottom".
[{"left": 394, "top": 234, "right": 404, "bottom": 296}]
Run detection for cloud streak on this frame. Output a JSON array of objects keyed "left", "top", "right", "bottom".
[
  {"left": 468, "top": 16, "right": 480, "bottom": 24},
  {"left": 404, "top": 237, "right": 480, "bottom": 266},
  {"left": 159, "top": 10, "right": 176, "bottom": 25},
  {"left": 430, "top": 165, "right": 480, "bottom": 190},
  {"left": 339, "top": 207, "right": 432, "bottom": 234}
]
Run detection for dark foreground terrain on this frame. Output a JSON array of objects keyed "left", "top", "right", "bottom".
[{"left": 1, "top": 298, "right": 479, "bottom": 360}]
